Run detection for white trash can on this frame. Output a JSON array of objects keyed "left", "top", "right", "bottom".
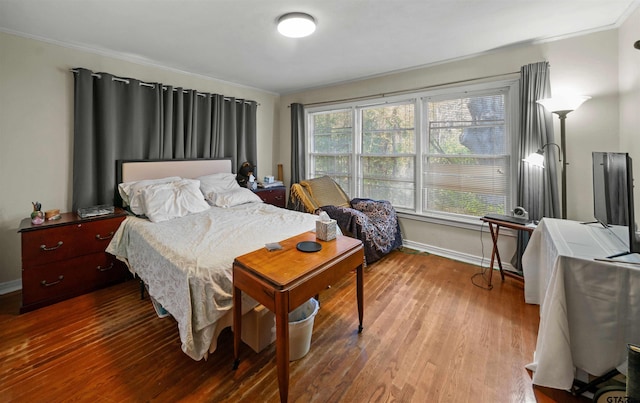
[{"left": 288, "top": 298, "right": 319, "bottom": 361}]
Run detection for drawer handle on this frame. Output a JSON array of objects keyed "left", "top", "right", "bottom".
[
  {"left": 40, "top": 241, "right": 63, "bottom": 251},
  {"left": 95, "top": 231, "right": 115, "bottom": 241},
  {"left": 97, "top": 262, "right": 114, "bottom": 272},
  {"left": 41, "top": 275, "right": 64, "bottom": 287},
  {"left": 275, "top": 195, "right": 283, "bottom": 200}
]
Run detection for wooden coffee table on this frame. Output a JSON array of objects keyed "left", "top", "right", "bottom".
[{"left": 232, "top": 231, "right": 364, "bottom": 403}]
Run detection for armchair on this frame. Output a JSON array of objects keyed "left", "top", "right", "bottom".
[{"left": 288, "top": 176, "right": 402, "bottom": 264}]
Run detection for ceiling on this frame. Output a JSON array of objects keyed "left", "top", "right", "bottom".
[{"left": 1, "top": 0, "right": 638, "bottom": 94}]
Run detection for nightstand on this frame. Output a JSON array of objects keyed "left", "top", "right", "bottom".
[
  {"left": 18, "top": 208, "right": 130, "bottom": 313},
  {"left": 253, "top": 186, "right": 286, "bottom": 208}
]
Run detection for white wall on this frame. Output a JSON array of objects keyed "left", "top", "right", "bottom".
[
  {"left": 0, "top": 32, "right": 280, "bottom": 288},
  {"left": 279, "top": 27, "right": 632, "bottom": 266},
  {"left": 619, "top": 5, "right": 640, "bottom": 217}
]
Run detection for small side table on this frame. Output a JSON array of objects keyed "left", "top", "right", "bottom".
[
  {"left": 480, "top": 216, "right": 536, "bottom": 287},
  {"left": 232, "top": 232, "right": 364, "bottom": 403},
  {"left": 253, "top": 186, "right": 286, "bottom": 208}
]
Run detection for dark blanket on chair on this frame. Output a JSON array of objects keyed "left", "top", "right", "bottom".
[{"left": 320, "top": 198, "right": 402, "bottom": 264}]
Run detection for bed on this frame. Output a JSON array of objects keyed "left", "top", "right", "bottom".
[{"left": 106, "top": 159, "right": 320, "bottom": 360}]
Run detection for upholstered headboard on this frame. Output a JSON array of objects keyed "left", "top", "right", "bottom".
[{"left": 114, "top": 158, "right": 233, "bottom": 207}]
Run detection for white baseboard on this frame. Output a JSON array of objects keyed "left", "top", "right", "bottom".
[
  {"left": 0, "top": 278, "right": 22, "bottom": 295},
  {"left": 0, "top": 241, "right": 514, "bottom": 295},
  {"left": 402, "top": 240, "right": 517, "bottom": 272}
]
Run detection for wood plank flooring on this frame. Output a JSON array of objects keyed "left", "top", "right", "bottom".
[{"left": 0, "top": 249, "right": 589, "bottom": 402}]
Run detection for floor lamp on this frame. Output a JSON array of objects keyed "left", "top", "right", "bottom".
[{"left": 528, "top": 95, "right": 590, "bottom": 219}]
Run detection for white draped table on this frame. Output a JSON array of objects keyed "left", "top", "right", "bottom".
[{"left": 522, "top": 218, "right": 640, "bottom": 390}]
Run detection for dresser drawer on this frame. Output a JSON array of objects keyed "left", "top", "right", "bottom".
[
  {"left": 21, "top": 217, "right": 124, "bottom": 266},
  {"left": 21, "top": 252, "right": 129, "bottom": 309}
]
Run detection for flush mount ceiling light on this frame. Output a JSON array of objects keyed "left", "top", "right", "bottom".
[{"left": 277, "top": 12, "right": 316, "bottom": 38}]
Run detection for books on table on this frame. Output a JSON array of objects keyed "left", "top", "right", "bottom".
[
  {"left": 77, "top": 205, "right": 114, "bottom": 218},
  {"left": 259, "top": 181, "right": 284, "bottom": 188}
]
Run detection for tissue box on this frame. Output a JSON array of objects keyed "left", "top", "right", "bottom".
[
  {"left": 263, "top": 176, "right": 275, "bottom": 184},
  {"left": 316, "top": 219, "right": 337, "bottom": 241}
]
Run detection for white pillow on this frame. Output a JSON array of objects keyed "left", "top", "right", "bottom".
[
  {"left": 118, "top": 176, "right": 181, "bottom": 215},
  {"left": 141, "top": 179, "right": 210, "bottom": 222},
  {"left": 213, "top": 188, "right": 263, "bottom": 208},
  {"left": 197, "top": 173, "right": 240, "bottom": 202}
]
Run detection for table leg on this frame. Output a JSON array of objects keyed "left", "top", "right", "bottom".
[
  {"left": 356, "top": 263, "right": 364, "bottom": 333},
  {"left": 232, "top": 284, "right": 241, "bottom": 370},
  {"left": 487, "top": 223, "right": 505, "bottom": 286},
  {"left": 274, "top": 291, "right": 290, "bottom": 403},
  {"left": 487, "top": 223, "right": 497, "bottom": 287},
  {"left": 492, "top": 225, "right": 505, "bottom": 280}
]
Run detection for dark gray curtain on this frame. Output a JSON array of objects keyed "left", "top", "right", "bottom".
[
  {"left": 513, "top": 61, "right": 558, "bottom": 270},
  {"left": 72, "top": 68, "right": 257, "bottom": 210},
  {"left": 290, "top": 103, "right": 306, "bottom": 185},
  {"left": 517, "top": 61, "right": 559, "bottom": 219}
]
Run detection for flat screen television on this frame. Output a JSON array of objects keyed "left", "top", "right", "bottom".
[{"left": 592, "top": 151, "right": 640, "bottom": 257}]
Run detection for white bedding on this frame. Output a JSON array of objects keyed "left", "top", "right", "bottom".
[{"left": 106, "top": 202, "right": 319, "bottom": 360}]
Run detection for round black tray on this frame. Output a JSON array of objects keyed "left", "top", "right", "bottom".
[{"left": 296, "top": 241, "right": 322, "bottom": 253}]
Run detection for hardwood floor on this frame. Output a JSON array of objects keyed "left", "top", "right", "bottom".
[{"left": 0, "top": 249, "right": 590, "bottom": 402}]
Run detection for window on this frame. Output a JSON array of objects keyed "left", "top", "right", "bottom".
[
  {"left": 361, "top": 102, "right": 415, "bottom": 208},
  {"left": 306, "top": 80, "right": 517, "bottom": 222},
  {"left": 308, "top": 109, "right": 353, "bottom": 192},
  {"left": 423, "top": 92, "right": 509, "bottom": 217}
]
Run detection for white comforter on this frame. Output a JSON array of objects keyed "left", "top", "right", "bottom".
[{"left": 106, "top": 202, "right": 318, "bottom": 360}]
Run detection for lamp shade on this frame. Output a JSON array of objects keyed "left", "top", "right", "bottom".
[
  {"left": 277, "top": 13, "right": 316, "bottom": 38},
  {"left": 536, "top": 95, "right": 591, "bottom": 113},
  {"left": 523, "top": 149, "right": 545, "bottom": 167}
]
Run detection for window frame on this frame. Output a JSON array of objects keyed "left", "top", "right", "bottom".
[{"left": 305, "top": 79, "right": 520, "bottom": 228}]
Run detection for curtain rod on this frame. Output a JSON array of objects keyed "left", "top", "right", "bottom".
[
  {"left": 295, "top": 70, "right": 520, "bottom": 108},
  {"left": 70, "top": 68, "right": 258, "bottom": 105}
]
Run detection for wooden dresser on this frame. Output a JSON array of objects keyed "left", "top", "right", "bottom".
[
  {"left": 253, "top": 186, "right": 286, "bottom": 208},
  {"left": 19, "top": 208, "right": 130, "bottom": 313}
]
